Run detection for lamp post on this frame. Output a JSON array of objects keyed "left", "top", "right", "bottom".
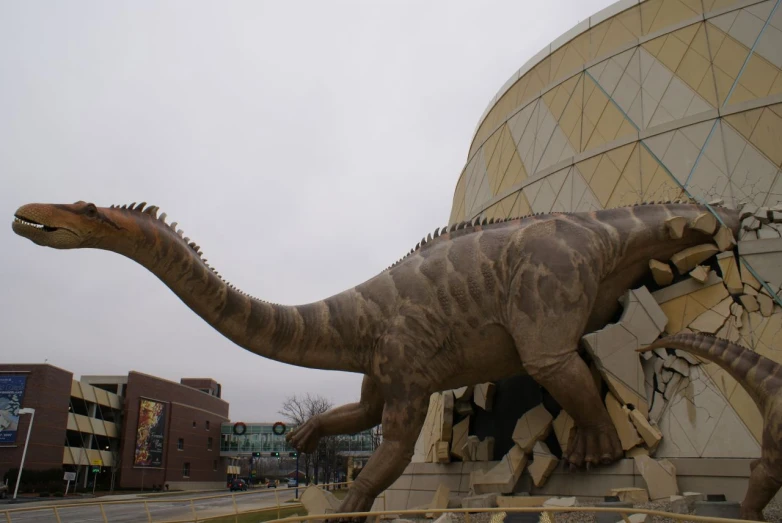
[{"left": 13, "top": 408, "right": 36, "bottom": 500}]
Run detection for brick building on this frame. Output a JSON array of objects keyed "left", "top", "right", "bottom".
[{"left": 0, "top": 365, "right": 230, "bottom": 491}]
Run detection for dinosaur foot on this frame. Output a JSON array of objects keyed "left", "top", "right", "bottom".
[
  {"left": 326, "top": 487, "right": 375, "bottom": 523},
  {"left": 286, "top": 416, "right": 322, "bottom": 454},
  {"left": 741, "top": 507, "right": 766, "bottom": 522},
  {"left": 562, "top": 424, "right": 623, "bottom": 469}
]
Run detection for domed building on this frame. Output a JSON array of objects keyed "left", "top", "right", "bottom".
[{"left": 378, "top": 0, "right": 782, "bottom": 508}]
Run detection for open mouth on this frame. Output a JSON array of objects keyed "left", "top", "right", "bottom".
[{"left": 13, "top": 215, "right": 59, "bottom": 232}]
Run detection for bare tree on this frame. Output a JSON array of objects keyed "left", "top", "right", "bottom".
[{"left": 278, "top": 393, "right": 333, "bottom": 485}]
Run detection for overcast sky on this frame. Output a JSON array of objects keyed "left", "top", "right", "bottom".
[{"left": 1, "top": 0, "right": 612, "bottom": 422}]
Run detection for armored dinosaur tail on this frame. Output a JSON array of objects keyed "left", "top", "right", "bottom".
[{"left": 638, "top": 332, "right": 782, "bottom": 412}]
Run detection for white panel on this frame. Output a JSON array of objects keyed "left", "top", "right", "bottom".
[
  {"left": 709, "top": 10, "right": 739, "bottom": 33},
  {"left": 643, "top": 60, "right": 674, "bottom": 106},
  {"left": 755, "top": 23, "right": 782, "bottom": 68},
  {"left": 659, "top": 77, "right": 697, "bottom": 119},
  {"left": 728, "top": 8, "right": 766, "bottom": 48},
  {"left": 660, "top": 129, "right": 703, "bottom": 184}
]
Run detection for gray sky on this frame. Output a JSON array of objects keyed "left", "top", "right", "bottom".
[{"left": 1, "top": 0, "right": 611, "bottom": 422}]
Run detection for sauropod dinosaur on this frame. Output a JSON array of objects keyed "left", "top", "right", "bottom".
[{"left": 12, "top": 200, "right": 740, "bottom": 516}]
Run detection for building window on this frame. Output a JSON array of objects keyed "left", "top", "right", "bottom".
[
  {"left": 208, "top": 437, "right": 213, "bottom": 451},
  {"left": 178, "top": 438, "right": 184, "bottom": 450},
  {"left": 213, "top": 459, "right": 218, "bottom": 471},
  {"left": 206, "top": 420, "right": 210, "bottom": 430},
  {"left": 182, "top": 462, "right": 190, "bottom": 477}
]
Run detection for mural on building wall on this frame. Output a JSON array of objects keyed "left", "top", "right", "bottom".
[
  {"left": 133, "top": 398, "right": 167, "bottom": 467},
  {"left": 0, "top": 375, "right": 27, "bottom": 444}
]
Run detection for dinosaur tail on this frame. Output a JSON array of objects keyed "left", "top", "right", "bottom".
[{"left": 638, "top": 332, "right": 781, "bottom": 412}]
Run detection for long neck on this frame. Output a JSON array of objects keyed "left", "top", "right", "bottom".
[
  {"left": 594, "top": 203, "right": 741, "bottom": 276},
  {"left": 100, "top": 209, "right": 369, "bottom": 373}
]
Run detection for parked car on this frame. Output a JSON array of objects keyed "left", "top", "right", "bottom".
[
  {"left": 287, "top": 478, "right": 298, "bottom": 488},
  {"left": 229, "top": 479, "right": 248, "bottom": 492},
  {"left": 0, "top": 483, "right": 7, "bottom": 499},
  {"left": 266, "top": 480, "right": 277, "bottom": 488}
]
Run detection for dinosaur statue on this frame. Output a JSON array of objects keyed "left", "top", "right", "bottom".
[
  {"left": 12, "top": 200, "right": 741, "bottom": 516},
  {"left": 639, "top": 333, "right": 781, "bottom": 521}
]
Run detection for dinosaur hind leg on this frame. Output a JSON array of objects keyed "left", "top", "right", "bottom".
[{"left": 742, "top": 458, "right": 782, "bottom": 521}]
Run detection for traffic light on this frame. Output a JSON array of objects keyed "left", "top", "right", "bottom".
[
  {"left": 252, "top": 452, "right": 261, "bottom": 457},
  {"left": 270, "top": 451, "right": 280, "bottom": 457},
  {"left": 288, "top": 452, "right": 298, "bottom": 457}
]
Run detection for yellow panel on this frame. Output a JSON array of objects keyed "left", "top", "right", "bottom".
[
  {"left": 497, "top": 146, "right": 528, "bottom": 194},
  {"left": 594, "top": 102, "right": 626, "bottom": 143},
  {"left": 576, "top": 154, "right": 602, "bottom": 184},
  {"left": 657, "top": 32, "right": 689, "bottom": 72},
  {"left": 606, "top": 142, "right": 636, "bottom": 173},
  {"left": 510, "top": 191, "right": 532, "bottom": 217},
  {"left": 450, "top": 176, "right": 467, "bottom": 225},
  {"left": 728, "top": 83, "right": 758, "bottom": 105},
  {"left": 736, "top": 53, "right": 781, "bottom": 100},
  {"left": 568, "top": 115, "right": 584, "bottom": 154},
  {"left": 616, "top": 4, "right": 643, "bottom": 38},
  {"left": 749, "top": 108, "right": 782, "bottom": 167},
  {"left": 67, "top": 413, "right": 78, "bottom": 431},
  {"left": 772, "top": 103, "right": 782, "bottom": 119},
  {"left": 589, "top": 155, "right": 623, "bottom": 206},
  {"left": 583, "top": 78, "right": 610, "bottom": 128},
  {"left": 724, "top": 107, "right": 764, "bottom": 139},
  {"left": 585, "top": 127, "right": 610, "bottom": 151},
  {"left": 640, "top": 145, "right": 685, "bottom": 201},
  {"left": 75, "top": 413, "right": 93, "bottom": 433},
  {"left": 711, "top": 66, "right": 735, "bottom": 106},
  {"left": 660, "top": 296, "right": 688, "bottom": 333},
  {"left": 483, "top": 127, "right": 506, "bottom": 194},
  {"left": 689, "top": 23, "right": 711, "bottom": 60},
  {"left": 641, "top": 0, "right": 664, "bottom": 35},
  {"left": 596, "top": 18, "right": 637, "bottom": 59},
  {"left": 671, "top": 21, "right": 700, "bottom": 47},
  {"left": 730, "top": 384, "right": 763, "bottom": 443},
  {"left": 705, "top": 21, "right": 727, "bottom": 58},
  {"left": 713, "top": 32, "right": 750, "bottom": 80},
  {"left": 607, "top": 176, "right": 644, "bottom": 208},
  {"left": 620, "top": 145, "right": 643, "bottom": 191},
  {"left": 696, "top": 65, "right": 719, "bottom": 106},
  {"left": 81, "top": 384, "right": 96, "bottom": 404},
  {"left": 642, "top": 34, "right": 666, "bottom": 57},
  {"left": 677, "top": 48, "right": 711, "bottom": 93},
  {"left": 771, "top": 73, "right": 782, "bottom": 96},
  {"left": 484, "top": 203, "right": 502, "bottom": 220},
  {"left": 646, "top": 0, "right": 701, "bottom": 35},
  {"left": 616, "top": 118, "right": 638, "bottom": 141}
]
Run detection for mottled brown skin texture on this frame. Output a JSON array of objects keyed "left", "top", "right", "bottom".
[
  {"left": 640, "top": 333, "right": 782, "bottom": 521},
  {"left": 12, "top": 200, "right": 740, "bottom": 517}
]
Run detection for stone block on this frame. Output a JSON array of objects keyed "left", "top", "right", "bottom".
[
  {"left": 691, "top": 212, "right": 717, "bottom": 235},
  {"left": 474, "top": 383, "right": 495, "bottom": 412},
  {"left": 739, "top": 293, "right": 759, "bottom": 312},
  {"left": 664, "top": 373, "right": 683, "bottom": 401},
  {"left": 450, "top": 417, "right": 470, "bottom": 461},
  {"left": 674, "top": 350, "right": 699, "bottom": 365},
  {"left": 470, "top": 445, "right": 527, "bottom": 494},
  {"left": 713, "top": 226, "right": 736, "bottom": 252},
  {"left": 511, "top": 405, "right": 553, "bottom": 453},
  {"left": 717, "top": 255, "right": 743, "bottom": 294},
  {"left": 629, "top": 409, "right": 662, "bottom": 452},
  {"left": 649, "top": 392, "right": 665, "bottom": 424},
  {"left": 605, "top": 374, "right": 649, "bottom": 417},
  {"left": 436, "top": 441, "right": 450, "bottom": 464},
  {"left": 743, "top": 283, "right": 758, "bottom": 296},
  {"left": 426, "top": 484, "right": 450, "bottom": 518},
  {"left": 626, "top": 446, "right": 650, "bottom": 458},
  {"left": 689, "top": 265, "right": 710, "bottom": 283},
  {"left": 462, "top": 435, "right": 480, "bottom": 461},
  {"left": 740, "top": 202, "right": 759, "bottom": 220},
  {"left": 671, "top": 244, "right": 719, "bottom": 274},
  {"left": 633, "top": 455, "right": 679, "bottom": 500},
  {"left": 595, "top": 501, "right": 634, "bottom": 523},
  {"left": 609, "top": 487, "right": 649, "bottom": 503},
  {"left": 528, "top": 441, "right": 558, "bottom": 488},
  {"left": 605, "top": 392, "right": 642, "bottom": 451},
  {"left": 649, "top": 260, "right": 673, "bottom": 286},
  {"left": 495, "top": 495, "right": 550, "bottom": 508},
  {"left": 455, "top": 401, "right": 474, "bottom": 417},
  {"left": 476, "top": 437, "right": 494, "bottom": 462},
  {"left": 662, "top": 354, "right": 690, "bottom": 376},
  {"left": 665, "top": 216, "right": 687, "bottom": 239},
  {"left": 552, "top": 411, "right": 576, "bottom": 457},
  {"left": 688, "top": 309, "right": 727, "bottom": 334},
  {"left": 461, "top": 493, "right": 497, "bottom": 509},
  {"left": 758, "top": 293, "right": 774, "bottom": 316},
  {"left": 441, "top": 391, "right": 454, "bottom": 442},
  {"left": 756, "top": 207, "right": 770, "bottom": 224},
  {"left": 432, "top": 514, "right": 455, "bottom": 523},
  {"left": 670, "top": 492, "right": 706, "bottom": 514},
  {"left": 301, "top": 485, "right": 341, "bottom": 516},
  {"left": 693, "top": 501, "right": 741, "bottom": 518},
  {"left": 627, "top": 515, "right": 647, "bottom": 523},
  {"left": 741, "top": 264, "right": 762, "bottom": 289}
]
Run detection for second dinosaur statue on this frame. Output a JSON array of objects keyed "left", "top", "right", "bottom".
[
  {"left": 639, "top": 333, "right": 782, "bottom": 521},
  {"left": 12, "top": 200, "right": 741, "bottom": 517}
]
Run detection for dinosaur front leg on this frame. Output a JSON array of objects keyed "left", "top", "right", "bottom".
[
  {"left": 741, "top": 458, "right": 782, "bottom": 521},
  {"left": 333, "top": 394, "right": 429, "bottom": 522},
  {"left": 287, "top": 376, "right": 384, "bottom": 453},
  {"left": 525, "top": 350, "right": 623, "bottom": 468}
]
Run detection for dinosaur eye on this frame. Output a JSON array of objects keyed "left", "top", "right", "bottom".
[{"left": 85, "top": 204, "right": 98, "bottom": 218}]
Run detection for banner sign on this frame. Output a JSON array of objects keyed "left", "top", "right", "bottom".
[
  {"left": 0, "top": 376, "right": 27, "bottom": 444},
  {"left": 133, "top": 398, "right": 167, "bottom": 467}
]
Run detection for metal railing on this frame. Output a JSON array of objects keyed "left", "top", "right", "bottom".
[
  {"left": 270, "top": 505, "right": 750, "bottom": 523},
  {"left": 0, "top": 481, "right": 352, "bottom": 523},
  {"left": 2, "top": 484, "right": 750, "bottom": 523}
]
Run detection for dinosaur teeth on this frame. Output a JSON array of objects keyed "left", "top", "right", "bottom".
[{"left": 13, "top": 217, "right": 45, "bottom": 229}]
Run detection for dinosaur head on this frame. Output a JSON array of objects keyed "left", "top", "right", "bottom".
[{"left": 12, "top": 201, "right": 120, "bottom": 249}]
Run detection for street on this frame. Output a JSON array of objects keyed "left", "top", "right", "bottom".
[{"left": 3, "top": 488, "right": 297, "bottom": 523}]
